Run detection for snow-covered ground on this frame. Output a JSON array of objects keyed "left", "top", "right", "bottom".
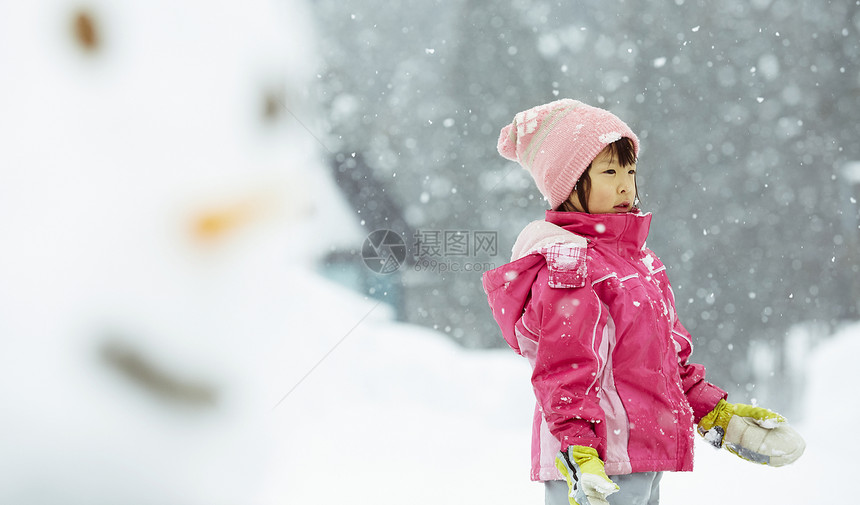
[{"left": 0, "top": 0, "right": 853, "bottom": 503}]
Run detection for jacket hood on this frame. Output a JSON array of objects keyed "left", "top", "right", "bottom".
[{"left": 482, "top": 218, "right": 586, "bottom": 354}]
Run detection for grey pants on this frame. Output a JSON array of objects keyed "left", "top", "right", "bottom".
[{"left": 545, "top": 472, "right": 663, "bottom": 505}]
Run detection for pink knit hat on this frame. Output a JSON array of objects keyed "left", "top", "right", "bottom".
[{"left": 497, "top": 99, "right": 639, "bottom": 209}]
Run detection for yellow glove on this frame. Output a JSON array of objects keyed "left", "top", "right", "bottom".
[
  {"left": 697, "top": 399, "right": 805, "bottom": 467},
  {"left": 554, "top": 446, "right": 619, "bottom": 505}
]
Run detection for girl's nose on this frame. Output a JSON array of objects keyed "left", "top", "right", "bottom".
[{"left": 619, "top": 175, "right": 634, "bottom": 194}]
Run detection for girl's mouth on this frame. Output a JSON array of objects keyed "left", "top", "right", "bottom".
[{"left": 614, "top": 202, "right": 631, "bottom": 211}]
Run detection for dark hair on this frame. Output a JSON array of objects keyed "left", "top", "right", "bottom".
[{"left": 555, "top": 137, "right": 639, "bottom": 213}]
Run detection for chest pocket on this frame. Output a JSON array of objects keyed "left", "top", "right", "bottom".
[{"left": 542, "top": 242, "right": 588, "bottom": 289}]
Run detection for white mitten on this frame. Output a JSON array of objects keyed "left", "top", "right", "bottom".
[{"left": 698, "top": 399, "right": 805, "bottom": 466}]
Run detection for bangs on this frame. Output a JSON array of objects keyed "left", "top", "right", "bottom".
[{"left": 607, "top": 137, "right": 637, "bottom": 167}]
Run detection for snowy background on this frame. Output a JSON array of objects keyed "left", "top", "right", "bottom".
[{"left": 0, "top": 0, "right": 857, "bottom": 503}]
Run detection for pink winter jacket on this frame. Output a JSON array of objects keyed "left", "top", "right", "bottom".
[{"left": 482, "top": 210, "right": 726, "bottom": 481}]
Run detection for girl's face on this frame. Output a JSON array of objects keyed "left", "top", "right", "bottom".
[{"left": 566, "top": 146, "right": 637, "bottom": 214}]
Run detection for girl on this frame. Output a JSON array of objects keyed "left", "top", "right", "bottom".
[{"left": 482, "top": 99, "right": 805, "bottom": 505}]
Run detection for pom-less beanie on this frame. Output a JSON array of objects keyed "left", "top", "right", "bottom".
[{"left": 497, "top": 99, "right": 639, "bottom": 209}]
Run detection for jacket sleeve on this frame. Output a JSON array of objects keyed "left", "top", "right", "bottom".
[
  {"left": 521, "top": 268, "right": 608, "bottom": 455},
  {"left": 669, "top": 302, "right": 728, "bottom": 422}
]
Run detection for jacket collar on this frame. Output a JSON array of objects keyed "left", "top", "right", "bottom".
[{"left": 545, "top": 209, "right": 652, "bottom": 256}]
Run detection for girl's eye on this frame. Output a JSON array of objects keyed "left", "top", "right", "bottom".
[{"left": 604, "top": 169, "right": 616, "bottom": 175}]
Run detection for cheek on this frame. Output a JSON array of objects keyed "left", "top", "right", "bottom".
[{"left": 589, "top": 185, "right": 615, "bottom": 203}]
